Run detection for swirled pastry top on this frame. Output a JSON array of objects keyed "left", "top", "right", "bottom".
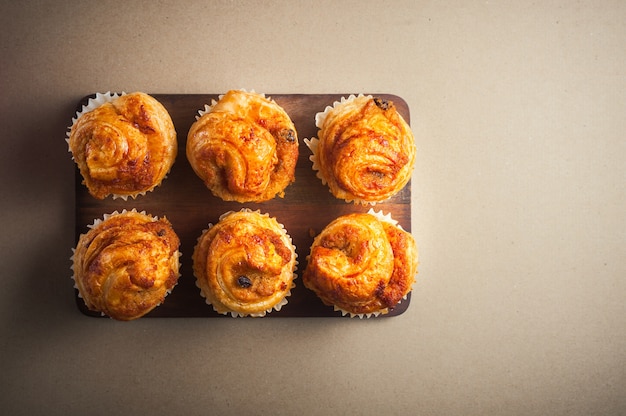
[
  {"left": 192, "top": 210, "right": 297, "bottom": 317},
  {"left": 72, "top": 210, "right": 181, "bottom": 321},
  {"left": 302, "top": 213, "right": 418, "bottom": 316},
  {"left": 311, "top": 95, "right": 416, "bottom": 204},
  {"left": 68, "top": 92, "right": 177, "bottom": 200},
  {"left": 186, "top": 90, "right": 299, "bottom": 202}
]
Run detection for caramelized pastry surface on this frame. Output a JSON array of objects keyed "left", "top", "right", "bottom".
[
  {"left": 316, "top": 96, "right": 415, "bottom": 203},
  {"left": 186, "top": 90, "right": 299, "bottom": 202},
  {"left": 192, "top": 210, "right": 297, "bottom": 316},
  {"left": 303, "top": 213, "right": 417, "bottom": 315},
  {"left": 69, "top": 92, "right": 177, "bottom": 199},
  {"left": 73, "top": 211, "right": 181, "bottom": 321}
]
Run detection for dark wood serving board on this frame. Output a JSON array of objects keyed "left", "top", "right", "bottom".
[{"left": 73, "top": 93, "right": 413, "bottom": 318}]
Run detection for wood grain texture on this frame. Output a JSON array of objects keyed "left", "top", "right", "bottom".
[{"left": 73, "top": 93, "right": 412, "bottom": 318}]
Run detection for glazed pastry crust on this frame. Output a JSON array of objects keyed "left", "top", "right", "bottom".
[
  {"left": 192, "top": 210, "right": 296, "bottom": 316},
  {"left": 72, "top": 211, "right": 181, "bottom": 321},
  {"left": 302, "top": 213, "right": 418, "bottom": 315},
  {"left": 315, "top": 95, "right": 416, "bottom": 203},
  {"left": 186, "top": 90, "right": 299, "bottom": 202},
  {"left": 69, "top": 92, "right": 177, "bottom": 199}
]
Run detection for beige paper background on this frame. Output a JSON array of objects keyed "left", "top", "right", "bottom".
[{"left": 1, "top": 1, "right": 624, "bottom": 415}]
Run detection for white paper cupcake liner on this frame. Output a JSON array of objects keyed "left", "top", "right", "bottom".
[
  {"left": 194, "top": 88, "right": 267, "bottom": 120},
  {"left": 367, "top": 208, "right": 403, "bottom": 230},
  {"left": 334, "top": 305, "right": 383, "bottom": 319},
  {"left": 71, "top": 208, "right": 182, "bottom": 317},
  {"left": 65, "top": 91, "right": 126, "bottom": 149},
  {"left": 314, "top": 94, "right": 371, "bottom": 130},
  {"left": 333, "top": 293, "right": 412, "bottom": 319},
  {"left": 193, "top": 208, "right": 298, "bottom": 318}
]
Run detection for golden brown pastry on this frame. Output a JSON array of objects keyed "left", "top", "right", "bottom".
[
  {"left": 302, "top": 212, "right": 418, "bottom": 317},
  {"left": 192, "top": 209, "right": 297, "bottom": 317},
  {"left": 186, "top": 90, "right": 299, "bottom": 202},
  {"left": 72, "top": 210, "right": 181, "bottom": 321},
  {"left": 68, "top": 92, "right": 177, "bottom": 200},
  {"left": 307, "top": 94, "right": 416, "bottom": 204}
]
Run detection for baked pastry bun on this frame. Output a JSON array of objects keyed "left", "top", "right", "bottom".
[
  {"left": 186, "top": 90, "right": 299, "bottom": 202},
  {"left": 192, "top": 209, "right": 297, "bottom": 317},
  {"left": 306, "top": 94, "right": 416, "bottom": 204},
  {"left": 71, "top": 210, "right": 181, "bottom": 321},
  {"left": 68, "top": 92, "right": 177, "bottom": 200},
  {"left": 302, "top": 211, "right": 418, "bottom": 317}
]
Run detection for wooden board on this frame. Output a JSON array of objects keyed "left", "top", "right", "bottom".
[{"left": 73, "top": 93, "right": 412, "bottom": 318}]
